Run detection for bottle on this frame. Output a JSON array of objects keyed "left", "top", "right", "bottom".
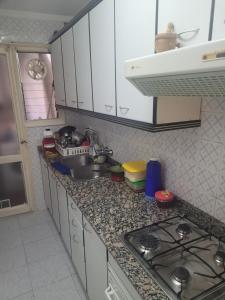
[
  {"left": 145, "top": 159, "right": 161, "bottom": 200},
  {"left": 42, "top": 129, "right": 56, "bottom": 157}
]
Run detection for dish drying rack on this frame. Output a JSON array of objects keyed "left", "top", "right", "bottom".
[{"left": 56, "top": 143, "right": 89, "bottom": 157}]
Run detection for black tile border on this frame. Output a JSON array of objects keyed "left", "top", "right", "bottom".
[{"left": 59, "top": 105, "right": 201, "bottom": 133}]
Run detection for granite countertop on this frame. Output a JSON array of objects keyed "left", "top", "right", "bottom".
[{"left": 40, "top": 151, "right": 225, "bottom": 300}]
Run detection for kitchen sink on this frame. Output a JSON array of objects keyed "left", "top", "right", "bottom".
[{"left": 58, "top": 154, "right": 115, "bottom": 180}]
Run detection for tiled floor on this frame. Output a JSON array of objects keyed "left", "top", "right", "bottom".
[{"left": 0, "top": 210, "right": 86, "bottom": 300}]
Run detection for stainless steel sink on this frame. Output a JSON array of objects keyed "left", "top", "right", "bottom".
[{"left": 58, "top": 154, "right": 113, "bottom": 180}]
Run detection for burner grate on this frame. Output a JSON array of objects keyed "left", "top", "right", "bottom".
[{"left": 123, "top": 215, "right": 225, "bottom": 300}]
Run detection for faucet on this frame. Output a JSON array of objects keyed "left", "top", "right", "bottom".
[{"left": 85, "top": 128, "right": 113, "bottom": 159}]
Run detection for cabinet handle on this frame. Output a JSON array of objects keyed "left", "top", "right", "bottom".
[
  {"left": 119, "top": 106, "right": 130, "bottom": 115},
  {"left": 70, "top": 202, "right": 77, "bottom": 210},
  {"left": 78, "top": 101, "right": 84, "bottom": 104},
  {"left": 71, "top": 100, "right": 77, "bottom": 104},
  {"left": 84, "top": 223, "right": 92, "bottom": 234},
  {"left": 71, "top": 219, "right": 77, "bottom": 228},
  {"left": 105, "top": 104, "right": 113, "bottom": 112},
  {"left": 20, "top": 140, "right": 28, "bottom": 145},
  {"left": 72, "top": 234, "right": 79, "bottom": 244},
  {"left": 177, "top": 28, "right": 200, "bottom": 41},
  {"left": 56, "top": 181, "right": 60, "bottom": 188},
  {"left": 105, "top": 284, "right": 118, "bottom": 300}
]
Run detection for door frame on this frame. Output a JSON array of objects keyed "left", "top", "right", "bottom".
[{"left": 0, "top": 44, "right": 35, "bottom": 217}]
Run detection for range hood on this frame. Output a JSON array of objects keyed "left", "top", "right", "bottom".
[{"left": 125, "top": 39, "right": 225, "bottom": 97}]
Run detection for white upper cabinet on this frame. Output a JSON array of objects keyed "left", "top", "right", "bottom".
[
  {"left": 212, "top": 0, "right": 225, "bottom": 40},
  {"left": 115, "top": 0, "right": 156, "bottom": 123},
  {"left": 73, "top": 15, "right": 93, "bottom": 111},
  {"left": 51, "top": 38, "right": 66, "bottom": 105},
  {"left": 61, "top": 29, "right": 78, "bottom": 108},
  {"left": 158, "top": 0, "right": 212, "bottom": 46},
  {"left": 90, "top": 0, "right": 116, "bottom": 116}
]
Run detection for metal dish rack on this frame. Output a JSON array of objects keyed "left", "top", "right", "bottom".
[{"left": 56, "top": 143, "right": 89, "bottom": 157}]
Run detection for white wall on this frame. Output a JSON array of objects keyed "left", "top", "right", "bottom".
[{"left": 0, "top": 11, "right": 67, "bottom": 43}]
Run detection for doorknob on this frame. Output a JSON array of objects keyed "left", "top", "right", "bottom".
[{"left": 20, "top": 140, "right": 28, "bottom": 144}]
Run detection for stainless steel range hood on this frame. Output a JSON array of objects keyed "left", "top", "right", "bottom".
[{"left": 125, "top": 39, "right": 225, "bottom": 97}]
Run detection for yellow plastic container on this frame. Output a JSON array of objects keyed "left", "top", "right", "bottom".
[{"left": 122, "top": 160, "right": 147, "bottom": 173}]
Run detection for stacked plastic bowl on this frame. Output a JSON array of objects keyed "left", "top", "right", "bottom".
[{"left": 122, "top": 161, "right": 147, "bottom": 193}]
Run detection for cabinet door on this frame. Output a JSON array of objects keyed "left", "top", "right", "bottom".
[
  {"left": 158, "top": 0, "right": 212, "bottom": 46},
  {"left": 84, "top": 217, "right": 107, "bottom": 300},
  {"left": 115, "top": 0, "right": 155, "bottom": 123},
  {"left": 51, "top": 38, "right": 66, "bottom": 105},
  {"left": 61, "top": 29, "right": 78, "bottom": 108},
  {"left": 57, "top": 182, "right": 71, "bottom": 254},
  {"left": 212, "top": 0, "right": 225, "bottom": 40},
  {"left": 90, "top": 0, "right": 116, "bottom": 116},
  {"left": 69, "top": 213, "right": 86, "bottom": 289},
  {"left": 49, "top": 170, "right": 60, "bottom": 232},
  {"left": 73, "top": 15, "right": 93, "bottom": 111},
  {"left": 40, "top": 158, "right": 52, "bottom": 214}
]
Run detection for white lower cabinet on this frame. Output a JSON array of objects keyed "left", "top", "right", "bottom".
[
  {"left": 41, "top": 164, "right": 108, "bottom": 300},
  {"left": 83, "top": 216, "right": 108, "bottom": 300},
  {"left": 68, "top": 195, "right": 86, "bottom": 289},
  {"left": 107, "top": 254, "right": 142, "bottom": 300},
  {"left": 49, "top": 170, "right": 60, "bottom": 232},
  {"left": 57, "top": 182, "right": 71, "bottom": 255},
  {"left": 40, "top": 157, "right": 52, "bottom": 214}
]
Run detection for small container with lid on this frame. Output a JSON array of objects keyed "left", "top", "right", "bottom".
[{"left": 155, "top": 190, "right": 174, "bottom": 208}]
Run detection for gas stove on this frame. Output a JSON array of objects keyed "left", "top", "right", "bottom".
[{"left": 122, "top": 215, "right": 225, "bottom": 300}]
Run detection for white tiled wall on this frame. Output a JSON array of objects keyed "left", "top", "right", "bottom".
[
  {"left": 0, "top": 15, "right": 65, "bottom": 43},
  {"left": 65, "top": 97, "right": 225, "bottom": 222}
]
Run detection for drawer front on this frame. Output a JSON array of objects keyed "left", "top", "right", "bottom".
[
  {"left": 68, "top": 194, "right": 82, "bottom": 225},
  {"left": 70, "top": 215, "right": 86, "bottom": 289}
]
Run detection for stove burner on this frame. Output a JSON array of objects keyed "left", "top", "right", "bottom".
[
  {"left": 139, "top": 234, "right": 159, "bottom": 251},
  {"left": 215, "top": 250, "right": 225, "bottom": 265},
  {"left": 172, "top": 266, "right": 190, "bottom": 286},
  {"left": 176, "top": 223, "right": 192, "bottom": 238}
]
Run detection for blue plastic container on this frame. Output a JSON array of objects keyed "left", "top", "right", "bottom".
[{"left": 145, "top": 159, "right": 161, "bottom": 200}]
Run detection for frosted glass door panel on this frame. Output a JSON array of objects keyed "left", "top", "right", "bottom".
[
  {"left": 0, "top": 54, "right": 19, "bottom": 156},
  {"left": 0, "top": 162, "right": 27, "bottom": 207}
]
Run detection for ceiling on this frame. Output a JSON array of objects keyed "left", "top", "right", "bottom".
[{"left": 0, "top": 0, "right": 91, "bottom": 17}]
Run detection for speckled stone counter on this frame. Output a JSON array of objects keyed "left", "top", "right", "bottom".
[{"left": 40, "top": 151, "right": 225, "bottom": 300}]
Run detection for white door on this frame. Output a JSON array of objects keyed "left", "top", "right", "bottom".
[
  {"left": 0, "top": 47, "right": 34, "bottom": 217},
  {"left": 73, "top": 15, "right": 93, "bottom": 111},
  {"left": 57, "top": 182, "right": 71, "bottom": 254},
  {"left": 158, "top": 0, "right": 212, "bottom": 46},
  {"left": 90, "top": 0, "right": 116, "bottom": 116},
  {"left": 115, "top": 0, "right": 156, "bottom": 123},
  {"left": 212, "top": 0, "right": 225, "bottom": 40},
  {"left": 51, "top": 38, "right": 66, "bottom": 106},
  {"left": 84, "top": 217, "right": 107, "bottom": 300},
  {"left": 61, "top": 29, "right": 78, "bottom": 108},
  {"left": 49, "top": 170, "right": 60, "bottom": 232},
  {"left": 40, "top": 157, "right": 52, "bottom": 214}
]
